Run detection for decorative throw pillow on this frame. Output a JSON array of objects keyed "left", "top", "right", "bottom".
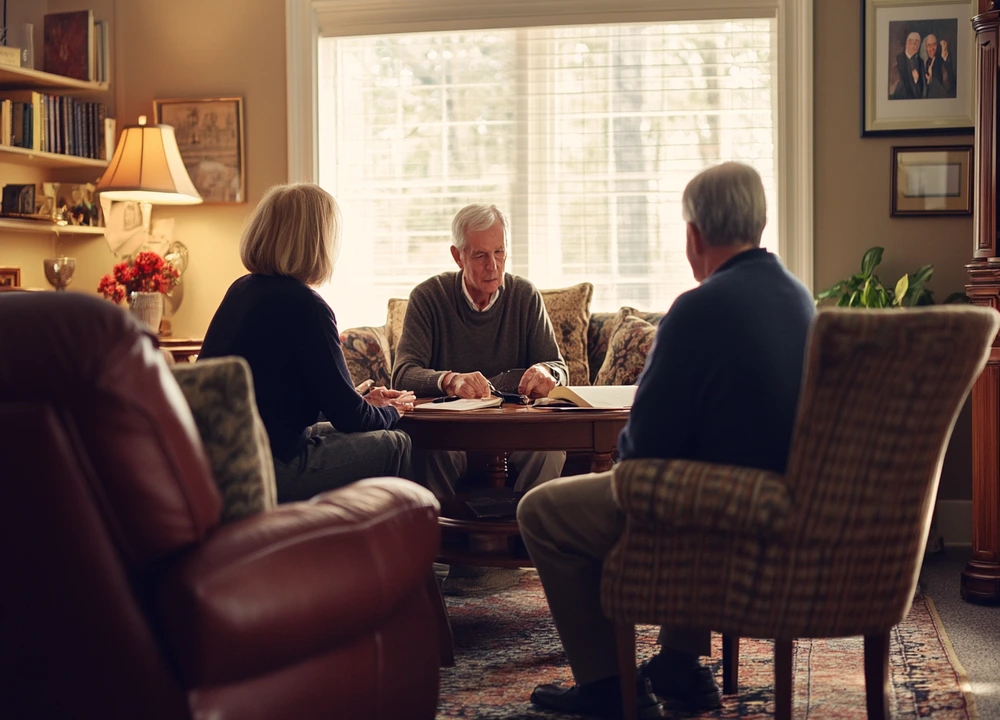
[
  {"left": 588, "top": 306, "right": 639, "bottom": 383},
  {"left": 386, "top": 297, "right": 409, "bottom": 364},
  {"left": 540, "top": 282, "right": 593, "bottom": 386},
  {"left": 171, "top": 357, "right": 277, "bottom": 523},
  {"left": 594, "top": 310, "right": 658, "bottom": 386},
  {"left": 340, "top": 325, "right": 392, "bottom": 388}
]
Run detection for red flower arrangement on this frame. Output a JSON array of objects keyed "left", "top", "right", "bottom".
[{"left": 97, "top": 251, "right": 180, "bottom": 304}]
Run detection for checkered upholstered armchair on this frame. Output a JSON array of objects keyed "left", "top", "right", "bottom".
[{"left": 600, "top": 307, "right": 999, "bottom": 720}]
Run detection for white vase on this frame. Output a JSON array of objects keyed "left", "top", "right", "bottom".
[{"left": 129, "top": 291, "right": 163, "bottom": 333}]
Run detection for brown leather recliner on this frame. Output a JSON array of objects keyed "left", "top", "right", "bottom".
[{"left": 0, "top": 292, "right": 442, "bottom": 720}]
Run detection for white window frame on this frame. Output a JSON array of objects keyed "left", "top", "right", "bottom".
[{"left": 285, "top": 0, "right": 813, "bottom": 290}]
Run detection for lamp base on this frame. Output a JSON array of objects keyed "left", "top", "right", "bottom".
[{"left": 140, "top": 201, "right": 152, "bottom": 235}]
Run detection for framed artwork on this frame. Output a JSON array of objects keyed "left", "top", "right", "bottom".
[
  {"left": 0, "top": 267, "right": 21, "bottom": 288},
  {"left": 891, "top": 145, "right": 973, "bottom": 215},
  {"left": 152, "top": 97, "right": 246, "bottom": 204},
  {"left": 863, "top": 0, "right": 975, "bottom": 136}
]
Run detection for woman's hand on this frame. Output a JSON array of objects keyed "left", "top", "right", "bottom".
[{"left": 365, "top": 386, "right": 416, "bottom": 413}]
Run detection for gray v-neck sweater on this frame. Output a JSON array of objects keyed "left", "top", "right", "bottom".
[{"left": 391, "top": 271, "right": 568, "bottom": 397}]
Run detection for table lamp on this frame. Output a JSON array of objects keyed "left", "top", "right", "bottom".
[
  {"left": 95, "top": 115, "right": 203, "bottom": 233},
  {"left": 95, "top": 115, "right": 202, "bottom": 336}
]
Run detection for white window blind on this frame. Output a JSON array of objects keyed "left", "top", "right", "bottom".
[{"left": 317, "top": 19, "right": 777, "bottom": 330}]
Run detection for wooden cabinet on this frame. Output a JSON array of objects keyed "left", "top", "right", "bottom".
[
  {"left": 964, "top": 2, "right": 1000, "bottom": 602},
  {"left": 159, "top": 338, "right": 203, "bottom": 364}
]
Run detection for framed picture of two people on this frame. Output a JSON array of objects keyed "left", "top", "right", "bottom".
[{"left": 863, "top": 0, "right": 975, "bottom": 136}]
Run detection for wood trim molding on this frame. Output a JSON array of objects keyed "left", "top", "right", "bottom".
[
  {"left": 312, "top": 0, "right": 779, "bottom": 37},
  {"left": 778, "top": 0, "right": 814, "bottom": 292},
  {"left": 974, "top": 17, "right": 998, "bottom": 258},
  {"left": 965, "top": 8, "right": 1000, "bottom": 601},
  {"left": 286, "top": 0, "right": 318, "bottom": 183}
]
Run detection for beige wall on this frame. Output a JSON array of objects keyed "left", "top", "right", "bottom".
[
  {"left": 0, "top": 0, "right": 976, "bottom": 497},
  {"left": 815, "top": 1, "right": 975, "bottom": 500},
  {"left": 113, "top": 0, "right": 287, "bottom": 336}
]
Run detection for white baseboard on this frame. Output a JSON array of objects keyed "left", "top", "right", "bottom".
[{"left": 935, "top": 500, "right": 973, "bottom": 547}]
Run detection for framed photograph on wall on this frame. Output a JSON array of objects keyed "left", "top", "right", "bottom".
[
  {"left": 0, "top": 267, "right": 21, "bottom": 288},
  {"left": 891, "top": 145, "right": 973, "bottom": 215},
  {"left": 152, "top": 97, "right": 246, "bottom": 204},
  {"left": 863, "top": 0, "right": 975, "bottom": 136}
]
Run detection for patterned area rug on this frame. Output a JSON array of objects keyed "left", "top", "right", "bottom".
[{"left": 437, "top": 573, "right": 978, "bottom": 719}]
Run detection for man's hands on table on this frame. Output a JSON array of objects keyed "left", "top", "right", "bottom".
[
  {"left": 442, "top": 371, "right": 492, "bottom": 399},
  {"left": 441, "top": 363, "right": 557, "bottom": 400},
  {"left": 518, "top": 364, "right": 556, "bottom": 399}
]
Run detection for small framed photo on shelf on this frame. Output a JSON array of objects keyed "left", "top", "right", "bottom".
[
  {"left": 891, "top": 145, "right": 972, "bottom": 216},
  {"left": 862, "top": 0, "right": 975, "bottom": 136},
  {"left": 152, "top": 96, "right": 246, "bottom": 204},
  {"left": 0, "top": 267, "right": 22, "bottom": 288}
]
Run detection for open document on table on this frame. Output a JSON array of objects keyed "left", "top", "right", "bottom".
[
  {"left": 412, "top": 397, "right": 503, "bottom": 411},
  {"left": 533, "top": 385, "right": 637, "bottom": 409}
]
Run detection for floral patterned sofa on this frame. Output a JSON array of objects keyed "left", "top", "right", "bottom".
[{"left": 340, "top": 281, "right": 666, "bottom": 390}]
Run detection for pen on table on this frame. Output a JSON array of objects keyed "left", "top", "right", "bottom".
[
  {"left": 432, "top": 395, "right": 462, "bottom": 403},
  {"left": 355, "top": 379, "right": 374, "bottom": 396}
]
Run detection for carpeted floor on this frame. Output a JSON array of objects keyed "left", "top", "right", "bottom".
[
  {"left": 437, "top": 572, "right": 977, "bottom": 719},
  {"left": 919, "top": 548, "right": 1000, "bottom": 720}
]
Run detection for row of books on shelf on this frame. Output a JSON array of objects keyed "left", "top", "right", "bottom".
[{"left": 0, "top": 92, "right": 114, "bottom": 161}]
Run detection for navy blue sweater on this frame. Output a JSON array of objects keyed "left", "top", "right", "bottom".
[
  {"left": 619, "top": 249, "right": 816, "bottom": 473},
  {"left": 199, "top": 274, "right": 399, "bottom": 463}
]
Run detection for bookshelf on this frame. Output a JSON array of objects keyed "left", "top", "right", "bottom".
[
  {"left": 0, "top": 218, "right": 105, "bottom": 236},
  {"left": 1, "top": 57, "right": 111, "bottom": 242},
  {"left": 0, "top": 144, "right": 107, "bottom": 170},
  {"left": 0, "top": 65, "right": 108, "bottom": 93}
]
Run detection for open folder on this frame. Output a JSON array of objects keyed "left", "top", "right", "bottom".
[{"left": 533, "top": 385, "right": 637, "bottom": 409}]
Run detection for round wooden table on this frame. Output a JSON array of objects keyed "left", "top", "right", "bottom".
[{"left": 398, "top": 404, "right": 630, "bottom": 566}]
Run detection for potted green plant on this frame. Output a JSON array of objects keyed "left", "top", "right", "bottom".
[{"left": 815, "top": 246, "right": 967, "bottom": 307}]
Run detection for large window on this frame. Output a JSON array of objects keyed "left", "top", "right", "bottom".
[{"left": 304, "top": 6, "right": 804, "bottom": 331}]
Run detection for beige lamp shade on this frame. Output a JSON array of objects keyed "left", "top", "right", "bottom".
[{"left": 95, "top": 117, "right": 203, "bottom": 205}]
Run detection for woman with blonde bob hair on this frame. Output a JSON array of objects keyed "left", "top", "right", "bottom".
[{"left": 200, "top": 183, "right": 415, "bottom": 501}]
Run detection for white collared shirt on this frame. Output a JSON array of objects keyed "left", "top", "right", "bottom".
[{"left": 461, "top": 274, "right": 501, "bottom": 312}]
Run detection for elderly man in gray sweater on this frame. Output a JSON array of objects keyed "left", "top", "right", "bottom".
[{"left": 392, "top": 204, "right": 568, "bottom": 501}]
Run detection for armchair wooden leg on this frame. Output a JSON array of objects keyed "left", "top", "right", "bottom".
[
  {"left": 863, "top": 631, "right": 890, "bottom": 720},
  {"left": 774, "top": 639, "right": 793, "bottom": 720},
  {"left": 615, "top": 624, "right": 638, "bottom": 720},
  {"left": 722, "top": 634, "right": 740, "bottom": 694},
  {"left": 425, "top": 570, "right": 455, "bottom": 667}
]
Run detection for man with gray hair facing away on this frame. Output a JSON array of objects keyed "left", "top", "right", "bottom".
[
  {"left": 393, "top": 204, "right": 568, "bottom": 592},
  {"left": 518, "top": 163, "right": 816, "bottom": 718}
]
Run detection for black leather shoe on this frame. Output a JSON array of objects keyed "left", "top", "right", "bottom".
[
  {"left": 530, "top": 677, "right": 665, "bottom": 719},
  {"left": 639, "top": 652, "right": 722, "bottom": 711}
]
